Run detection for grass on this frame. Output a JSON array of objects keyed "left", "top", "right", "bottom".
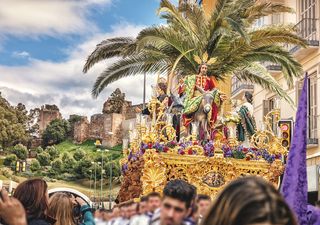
[{"left": 54, "top": 140, "right": 123, "bottom": 159}]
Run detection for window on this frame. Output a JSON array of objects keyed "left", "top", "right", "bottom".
[
  {"left": 271, "top": 13, "right": 284, "bottom": 25},
  {"left": 297, "top": 72, "right": 318, "bottom": 144},
  {"left": 254, "top": 16, "right": 266, "bottom": 28},
  {"left": 298, "top": 0, "right": 317, "bottom": 40},
  {"left": 299, "top": 0, "right": 316, "bottom": 19}
]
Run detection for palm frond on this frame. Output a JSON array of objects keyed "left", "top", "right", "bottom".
[
  {"left": 83, "top": 37, "right": 135, "bottom": 73},
  {"left": 235, "top": 63, "right": 294, "bottom": 106},
  {"left": 91, "top": 54, "right": 170, "bottom": 98}
]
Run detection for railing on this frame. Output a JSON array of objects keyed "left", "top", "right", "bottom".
[
  {"left": 231, "top": 76, "right": 254, "bottom": 96},
  {"left": 262, "top": 62, "right": 282, "bottom": 71},
  {"left": 286, "top": 18, "right": 320, "bottom": 53}
]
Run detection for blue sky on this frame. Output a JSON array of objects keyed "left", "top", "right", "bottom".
[{"left": 0, "top": 0, "right": 176, "bottom": 118}]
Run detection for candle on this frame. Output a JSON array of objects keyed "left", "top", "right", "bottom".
[{"left": 122, "top": 139, "right": 129, "bottom": 150}]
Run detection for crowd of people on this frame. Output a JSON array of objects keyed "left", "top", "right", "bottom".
[{"left": 0, "top": 176, "right": 314, "bottom": 225}]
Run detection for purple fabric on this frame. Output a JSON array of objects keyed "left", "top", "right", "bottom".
[
  {"left": 307, "top": 205, "right": 320, "bottom": 225},
  {"left": 280, "top": 74, "right": 308, "bottom": 225}
]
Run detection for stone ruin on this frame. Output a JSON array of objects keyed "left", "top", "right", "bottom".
[
  {"left": 73, "top": 89, "right": 143, "bottom": 147},
  {"left": 38, "top": 104, "right": 62, "bottom": 133}
]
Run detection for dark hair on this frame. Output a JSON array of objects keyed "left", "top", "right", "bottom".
[
  {"left": 147, "top": 192, "right": 161, "bottom": 200},
  {"left": 197, "top": 194, "right": 211, "bottom": 203},
  {"left": 197, "top": 63, "right": 207, "bottom": 74},
  {"left": 315, "top": 200, "right": 320, "bottom": 207},
  {"left": 140, "top": 196, "right": 148, "bottom": 202},
  {"left": 202, "top": 176, "right": 298, "bottom": 225},
  {"left": 158, "top": 82, "right": 167, "bottom": 93},
  {"left": 244, "top": 91, "right": 253, "bottom": 104},
  {"left": 13, "top": 178, "right": 49, "bottom": 219},
  {"left": 163, "top": 179, "right": 196, "bottom": 209}
]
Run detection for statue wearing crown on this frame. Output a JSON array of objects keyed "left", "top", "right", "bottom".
[{"left": 182, "top": 53, "right": 227, "bottom": 140}]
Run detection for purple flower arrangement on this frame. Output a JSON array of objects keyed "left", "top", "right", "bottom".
[{"left": 124, "top": 141, "right": 281, "bottom": 164}]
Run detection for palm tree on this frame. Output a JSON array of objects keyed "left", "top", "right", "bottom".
[{"left": 83, "top": 0, "right": 306, "bottom": 104}]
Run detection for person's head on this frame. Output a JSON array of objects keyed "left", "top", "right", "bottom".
[
  {"left": 48, "top": 193, "right": 75, "bottom": 225},
  {"left": 198, "top": 63, "right": 208, "bottom": 76},
  {"left": 101, "top": 209, "right": 112, "bottom": 221},
  {"left": 244, "top": 91, "right": 253, "bottom": 104},
  {"left": 93, "top": 208, "right": 102, "bottom": 219},
  {"left": 111, "top": 206, "right": 120, "bottom": 218},
  {"left": 139, "top": 196, "right": 148, "bottom": 214},
  {"left": 13, "top": 178, "right": 49, "bottom": 219},
  {"left": 160, "top": 179, "right": 196, "bottom": 225},
  {"left": 147, "top": 192, "right": 161, "bottom": 213},
  {"left": 127, "top": 202, "right": 138, "bottom": 218},
  {"left": 202, "top": 176, "right": 298, "bottom": 225},
  {"left": 196, "top": 194, "right": 211, "bottom": 217}
]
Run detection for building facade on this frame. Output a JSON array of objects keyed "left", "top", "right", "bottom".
[{"left": 230, "top": 0, "right": 320, "bottom": 200}]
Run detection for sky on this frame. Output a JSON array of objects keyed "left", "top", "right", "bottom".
[{"left": 0, "top": 0, "right": 178, "bottom": 118}]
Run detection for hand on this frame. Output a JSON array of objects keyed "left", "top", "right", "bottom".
[
  {"left": 0, "top": 189, "right": 27, "bottom": 225},
  {"left": 75, "top": 197, "right": 86, "bottom": 206},
  {"left": 220, "top": 93, "right": 227, "bottom": 102}
]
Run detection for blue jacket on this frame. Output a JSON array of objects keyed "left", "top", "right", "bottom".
[{"left": 80, "top": 205, "right": 95, "bottom": 225}]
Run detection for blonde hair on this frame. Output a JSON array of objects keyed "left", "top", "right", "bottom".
[{"left": 48, "top": 193, "right": 76, "bottom": 225}]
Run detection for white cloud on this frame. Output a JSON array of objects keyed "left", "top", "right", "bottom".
[
  {"left": 12, "top": 51, "right": 30, "bottom": 58},
  {"left": 0, "top": 24, "right": 158, "bottom": 119},
  {"left": 0, "top": 0, "right": 111, "bottom": 37}
]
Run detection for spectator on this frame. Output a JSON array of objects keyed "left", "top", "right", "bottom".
[
  {"left": 150, "top": 179, "right": 196, "bottom": 225},
  {"left": 139, "top": 196, "right": 148, "bottom": 214},
  {"left": 196, "top": 194, "right": 211, "bottom": 224},
  {"left": 147, "top": 192, "right": 161, "bottom": 215},
  {"left": 13, "top": 178, "right": 55, "bottom": 225},
  {"left": 202, "top": 176, "right": 298, "bottom": 225},
  {"left": 100, "top": 209, "right": 112, "bottom": 222},
  {"left": 0, "top": 189, "right": 27, "bottom": 225},
  {"left": 48, "top": 193, "right": 94, "bottom": 225}
]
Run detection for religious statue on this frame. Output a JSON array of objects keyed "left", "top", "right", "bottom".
[
  {"left": 182, "top": 53, "right": 226, "bottom": 140},
  {"left": 236, "top": 91, "right": 257, "bottom": 147}
]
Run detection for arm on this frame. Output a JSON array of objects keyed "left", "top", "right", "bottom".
[
  {"left": 76, "top": 197, "right": 95, "bottom": 225},
  {"left": 0, "top": 189, "right": 27, "bottom": 225}
]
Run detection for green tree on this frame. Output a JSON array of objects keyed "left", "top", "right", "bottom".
[
  {"left": 0, "top": 95, "right": 29, "bottom": 148},
  {"left": 35, "top": 146, "right": 44, "bottom": 154},
  {"left": 51, "top": 159, "right": 63, "bottom": 173},
  {"left": 42, "top": 119, "right": 71, "bottom": 146},
  {"left": 37, "top": 152, "right": 51, "bottom": 166},
  {"left": 4, "top": 154, "right": 17, "bottom": 167},
  {"left": 73, "top": 149, "right": 86, "bottom": 161},
  {"left": 62, "top": 154, "right": 76, "bottom": 173},
  {"left": 30, "top": 159, "right": 41, "bottom": 172},
  {"left": 11, "top": 144, "right": 28, "bottom": 160},
  {"left": 84, "top": 0, "right": 305, "bottom": 104},
  {"left": 73, "top": 157, "right": 95, "bottom": 179},
  {"left": 46, "top": 146, "right": 60, "bottom": 160}
]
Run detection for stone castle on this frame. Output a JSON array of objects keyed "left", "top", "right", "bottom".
[{"left": 38, "top": 89, "right": 142, "bottom": 147}]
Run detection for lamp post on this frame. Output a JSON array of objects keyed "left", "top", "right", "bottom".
[
  {"left": 91, "top": 161, "right": 97, "bottom": 207},
  {"left": 97, "top": 161, "right": 101, "bottom": 207},
  {"left": 109, "top": 160, "right": 113, "bottom": 209}
]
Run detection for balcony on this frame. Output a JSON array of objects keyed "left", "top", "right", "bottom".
[
  {"left": 231, "top": 76, "right": 254, "bottom": 100},
  {"left": 286, "top": 18, "right": 320, "bottom": 60},
  {"left": 263, "top": 62, "right": 282, "bottom": 76}
]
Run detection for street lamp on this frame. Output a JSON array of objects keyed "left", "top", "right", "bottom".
[{"left": 97, "top": 149, "right": 110, "bottom": 209}]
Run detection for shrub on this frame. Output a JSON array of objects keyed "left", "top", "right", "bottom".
[
  {"left": 11, "top": 144, "right": 28, "bottom": 160},
  {"left": 46, "top": 146, "right": 59, "bottom": 160},
  {"left": 30, "top": 159, "right": 41, "bottom": 172},
  {"left": 51, "top": 159, "right": 63, "bottom": 173},
  {"left": 4, "top": 154, "right": 17, "bottom": 167},
  {"left": 37, "top": 152, "right": 51, "bottom": 166},
  {"left": 73, "top": 149, "right": 86, "bottom": 161},
  {"left": 35, "top": 146, "right": 44, "bottom": 154}
]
